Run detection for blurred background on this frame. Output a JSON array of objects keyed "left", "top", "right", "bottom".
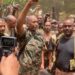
[{"left": 0, "top": 0, "right": 75, "bottom": 20}]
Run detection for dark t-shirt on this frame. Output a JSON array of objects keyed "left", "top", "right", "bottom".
[{"left": 56, "top": 35, "right": 74, "bottom": 71}]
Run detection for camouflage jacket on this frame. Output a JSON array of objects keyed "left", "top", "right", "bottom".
[{"left": 18, "top": 29, "right": 45, "bottom": 70}]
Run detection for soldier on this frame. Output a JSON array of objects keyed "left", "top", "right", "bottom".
[
  {"left": 43, "top": 21, "right": 56, "bottom": 71},
  {"left": 37, "top": 15, "right": 44, "bottom": 29},
  {"left": 57, "top": 22, "right": 64, "bottom": 39},
  {"left": 4, "top": 15, "right": 17, "bottom": 36},
  {"left": 55, "top": 19, "right": 75, "bottom": 75},
  {"left": 51, "top": 19, "right": 58, "bottom": 35},
  {"left": 16, "top": 0, "right": 45, "bottom": 75},
  {"left": 18, "top": 15, "right": 45, "bottom": 75},
  {"left": 57, "top": 22, "right": 63, "bottom": 36}
]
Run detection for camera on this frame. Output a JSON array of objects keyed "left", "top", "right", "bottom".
[
  {"left": 0, "top": 36, "right": 17, "bottom": 56},
  {"left": 0, "top": 36, "right": 17, "bottom": 48}
]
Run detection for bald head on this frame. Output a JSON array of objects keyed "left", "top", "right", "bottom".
[
  {"left": 5, "top": 15, "right": 17, "bottom": 28},
  {"left": 26, "top": 15, "right": 38, "bottom": 31},
  {"left": 27, "top": 15, "right": 37, "bottom": 23},
  {"left": 63, "top": 19, "right": 74, "bottom": 37},
  {"left": 63, "top": 19, "right": 74, "bottom": 26},
  {"left": 6, "top": 15, "right": 16, "bottom": 22}
]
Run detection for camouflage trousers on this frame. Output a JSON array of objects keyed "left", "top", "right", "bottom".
[{"left": 19, "top": 64, "right": 40, "bottom": 75}]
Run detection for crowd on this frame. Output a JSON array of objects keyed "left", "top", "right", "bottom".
[{"left": 0, "top": 0, "right": 75, "bottom": 75}]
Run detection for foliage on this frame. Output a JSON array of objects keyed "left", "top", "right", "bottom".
[{"left": 2, "top": 0, "right": 75, "bottom": 20}]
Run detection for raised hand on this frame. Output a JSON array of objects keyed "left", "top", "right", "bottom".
[
  {"left": 29, "top": 0, "right": 38, "bottom": 4},
  {"left": 32, "top": 0, "right": 38, "bottom": 2}
]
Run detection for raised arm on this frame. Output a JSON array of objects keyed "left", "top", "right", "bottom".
[{"left": 17, "top": 0, "right": 37, "bottom": 35}]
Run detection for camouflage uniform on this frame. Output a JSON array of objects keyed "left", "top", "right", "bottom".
[{"left": 18, "top": 29, "right": 45, "bottom": 75}]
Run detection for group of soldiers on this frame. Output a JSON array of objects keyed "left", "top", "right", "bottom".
[{"left": 0, "top": 0, "right": 75, "bottom": 75}]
